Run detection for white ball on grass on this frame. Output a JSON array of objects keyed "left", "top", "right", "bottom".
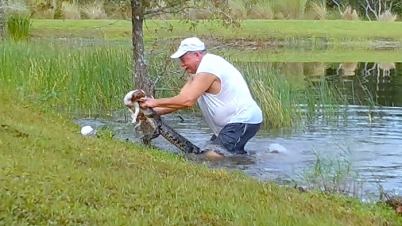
[{"left": 81, "top": 125, "right": 94, "bottom": 136}]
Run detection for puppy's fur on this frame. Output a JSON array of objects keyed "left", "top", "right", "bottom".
[{"left": 123, "top": 90, "right": 141, "bottom": 124}]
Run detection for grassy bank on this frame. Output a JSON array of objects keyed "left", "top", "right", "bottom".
[
  {"left": 0, "top": 89, "right": 401, "bottom": 225},
  {"left": 30, "top": 19, "right": 402, "bottom": 45}
]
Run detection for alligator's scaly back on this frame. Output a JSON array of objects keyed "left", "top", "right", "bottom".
[{"left": 125, "top": 90, "right": 201, "bottom": 154}]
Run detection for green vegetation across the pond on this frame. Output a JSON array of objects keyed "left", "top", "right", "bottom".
[
  {"left": 31, "top": 19, "right": 402, "bottom": 47},
  {"left": 0, "top": 91, "right": 401, "bottom": 225}
]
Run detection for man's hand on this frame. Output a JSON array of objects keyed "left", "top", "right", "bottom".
[
  {"left": 139, "top": 98, "right": 176, "bottom": 115},
  {"left": 139, "top": 97, "right": 156, "bottom": 108}
]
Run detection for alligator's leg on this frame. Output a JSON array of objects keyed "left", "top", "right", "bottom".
[
  {"left": 141, "top": 135, "right": 152, "bottom": 146},
  {"left": 139, "top": 124, "right": 159, "bottom": 146},
  {"left": 150, "top": 124, "right": 160, "bottom": 139}
]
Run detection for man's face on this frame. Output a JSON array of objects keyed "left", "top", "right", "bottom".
[{"left": 179, "top": 52, "right": 199, "bottom": 74}]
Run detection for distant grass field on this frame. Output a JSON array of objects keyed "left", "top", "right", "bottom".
[
  {"left": 28, "top": 19, "right": 402, "bottom": 63},
  {"left": 31, "top": 19, "right": 402, "bottom": 45}
]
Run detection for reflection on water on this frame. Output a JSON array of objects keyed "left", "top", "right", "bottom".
[
  {"left": 76, "top": 61, "right": 402, "bottom": 199},
  {"left": 340, "top": 62, "right": 358, "bottom": 76},
  {"left": 307, "top": 62, "right": 402, "bottom": 107},
  {"left": 239, "top": 61, "right": 402, "bottom": 107}
]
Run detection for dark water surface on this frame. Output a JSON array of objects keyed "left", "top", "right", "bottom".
[{"left": 76, "top": 61, "right": 402, "bottom": 199}]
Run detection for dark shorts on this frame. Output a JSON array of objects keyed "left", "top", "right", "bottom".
[{"left": 210, "top": 122, "right": 261, "bottom": 155}]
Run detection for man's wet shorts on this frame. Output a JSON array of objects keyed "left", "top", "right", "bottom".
[{"left": 211, "top": 122, "right": 261, "bottom": 155}]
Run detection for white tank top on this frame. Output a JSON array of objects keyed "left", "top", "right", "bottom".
[{"left": 196, "top": 53, "right": 263, "bottom": 135}]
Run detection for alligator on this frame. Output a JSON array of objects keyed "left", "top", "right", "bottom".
[{"left": 124, "top": 90, "right": 201, "bottom": 154}]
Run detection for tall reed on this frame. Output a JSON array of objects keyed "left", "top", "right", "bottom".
[
  {"left": 303, "top": 78, "right": 347, "bottom": 123},
  {"left": 0, "top": 41, "right": 132, "bottom": 116},
  {"left": 241, "top": 63, "right": 302, "bottom": 128},
  {"left": 1, "top": 40, "right": 200, "bottom": 117},
  {"left": 6, "top": 14, "right": 32, "bottom": 41},
  {"left": 238, "top": 61, "right": 346, "bottom": 128}
]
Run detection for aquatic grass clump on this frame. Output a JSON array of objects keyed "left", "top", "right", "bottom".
[
  {"left": 254, "top": 79, "right": 301, "bottom": 128},
  {"left": 6, "top": 14, "right": 32, "bottom": 41},
  {"left": 238, "top": 61, "right": 348, "bottom": 128},
  {"left": 297, "top": 145, "right": 364, "bottom": 199},
  {"left": 302, "top": 79, "right": 348, "bottom": 123},
  {"left": 239, "top": 61, "right": 303, "bottom": 128},
  {"left": 243, "top": 66, "right": 303, "bottom": 128}
]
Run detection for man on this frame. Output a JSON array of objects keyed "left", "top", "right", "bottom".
[{"left": 140, "top": 37, "right": 262, "bottom": 156}]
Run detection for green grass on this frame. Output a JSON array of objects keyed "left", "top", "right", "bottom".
[
  {"left": 0, "top": 41, "right": 132, "bottom": 116},
  {"left": 30, "top": 19, "right": 402, "bottom": 44},
  {"left": 6, "top": 15, "right": 32, "bottom": 41},
  {"left": 0, "top": 88, "right": 401, "bottom": 225},
  {"left": 301, "top": 146, "right": 363, "bottom": 197}
]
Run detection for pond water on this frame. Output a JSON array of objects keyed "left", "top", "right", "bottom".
[{"left": 76, "top": 61, "right": 402, "bottom": 200}]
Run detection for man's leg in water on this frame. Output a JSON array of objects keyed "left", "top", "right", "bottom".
[{"left": 213, "top": 123, "right": 261, "bottom": 155}]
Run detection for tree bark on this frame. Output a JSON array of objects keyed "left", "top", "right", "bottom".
[
  {"left": 131, "top": 0, "right": 154, "bottom": 97},
  {"left": 0, "top": 0, "right": 5, "bottom": 39}
]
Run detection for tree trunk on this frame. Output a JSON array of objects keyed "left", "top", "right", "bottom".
[
  {"left": 0, "top": 0, "right": 5, "bottom": 39},
  {"left": 131, "top": 0, "right": 154, "bottom": 97}
]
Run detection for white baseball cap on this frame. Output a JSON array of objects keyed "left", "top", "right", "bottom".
[{"left": 170, "top": 37, "right": 206, "bottom": 59}]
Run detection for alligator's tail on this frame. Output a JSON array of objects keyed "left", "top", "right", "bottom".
[{"left": 159, "top": 121, "right": 201, "bottom": 154}]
